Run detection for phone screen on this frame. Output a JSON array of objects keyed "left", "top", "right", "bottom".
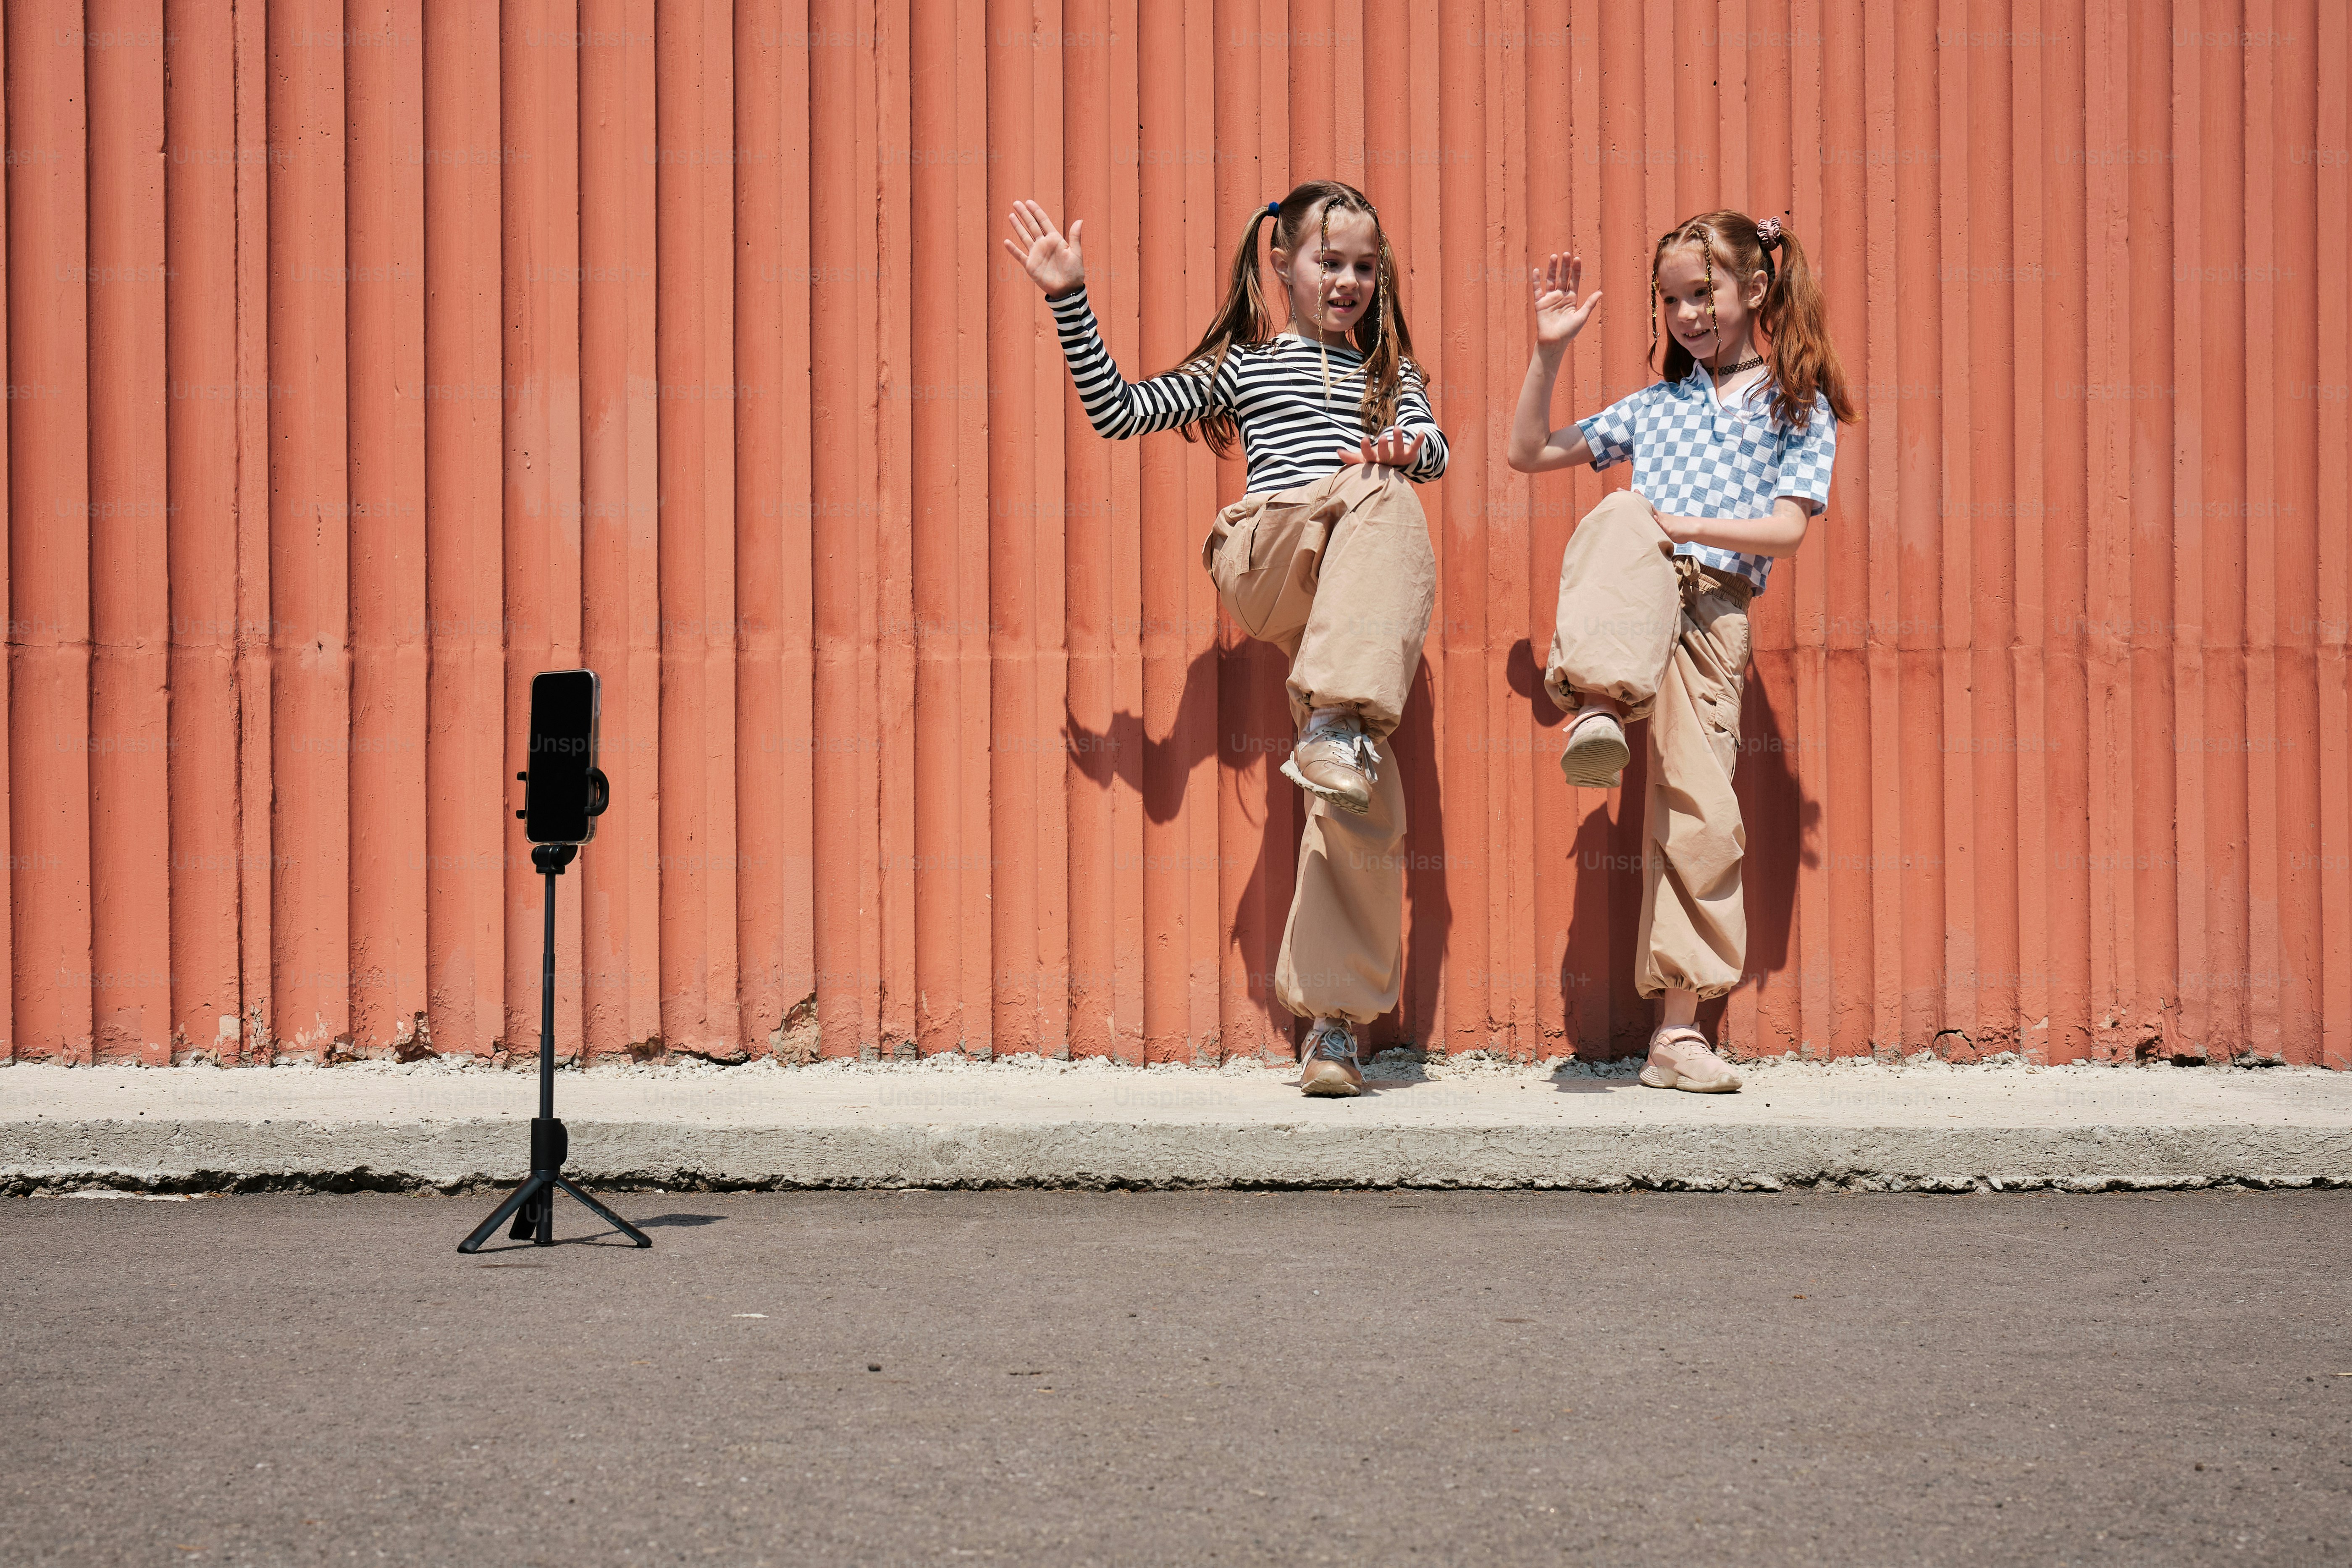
[{"left": 525, "top": 670, "right": 599, "bottom": 844}]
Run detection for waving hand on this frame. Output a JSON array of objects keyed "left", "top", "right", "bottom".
[
  {"left": 1530, "top": 251, "right": 1602, "bottom": 347},
  {"left": 1003, "top": 200, "right": 1087, "bottom": 297}
]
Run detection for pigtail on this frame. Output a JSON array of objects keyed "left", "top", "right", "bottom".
[
  {"left": 1166, "top": 206, "right": 1282, "bottom": 458},
  {"left": 1649, "top": 270, "right": 1664, "bottom": 385},
  {"left": 1756, "top": 227, "right": 1858, "bottom": 430},
  {"left": 1352, "top": 228, "right": 1418, "bottom": 433}
]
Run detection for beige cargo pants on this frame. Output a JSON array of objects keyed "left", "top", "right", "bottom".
[
  {"left": 1544, "top": 490, "right": 1756, "bottom": 1001},
  {"left": 1204, "top": 462, "right": 1437, "bottom": 1024}
]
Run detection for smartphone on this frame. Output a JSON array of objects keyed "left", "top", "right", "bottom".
[{"left": 524, "top": 669, "right": 603, "bottom": 844}]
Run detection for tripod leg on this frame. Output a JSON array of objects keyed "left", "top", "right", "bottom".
[
  {"left": 458, "top": 1173, "right": 551, "bottom": 1254},
  {"left": 513, "top": 1182, "right": 553, "bottom": 1244},
  {"left": 554, "top": 1175, "right": 654, "bottom": 1248}
]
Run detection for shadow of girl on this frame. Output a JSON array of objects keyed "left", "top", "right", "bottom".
[{"left": 1059, "top": 642, "right": 1451, "bottom": 1055}]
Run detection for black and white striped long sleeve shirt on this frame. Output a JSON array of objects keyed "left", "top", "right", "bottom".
[{"left": 1047, "top": 285, "right": 1449, "bottom": 495}]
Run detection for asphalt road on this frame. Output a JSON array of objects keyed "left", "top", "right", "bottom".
[{"left": 3, "top": 1189, "right": 2346, "bottom": 1567}]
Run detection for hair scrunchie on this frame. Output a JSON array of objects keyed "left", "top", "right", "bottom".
[
  {"left": 1265, "top": 200, "right": 1280, "bottom": 218},
  {"left": 1755, "top": 215, "right": 1785, "bottom": 249}
]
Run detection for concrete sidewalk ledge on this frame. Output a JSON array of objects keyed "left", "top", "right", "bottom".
[{"left": 4, "top": 1057, "right": 2348, "bottom": 1194}]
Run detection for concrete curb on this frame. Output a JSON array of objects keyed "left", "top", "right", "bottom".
[
  {"left": 8, "top": 1119, "right": 2351, "bottom": 1195},
  {"left": 7, "top": 1062, "right": 2349, "bottom": 1194}
]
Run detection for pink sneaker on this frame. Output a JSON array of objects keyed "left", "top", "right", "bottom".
[{"left": 1639, "top": 1025, "right": 1742, "bottom": 1093}]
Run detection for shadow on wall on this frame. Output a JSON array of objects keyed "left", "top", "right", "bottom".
[
  {"left": 1507, "top": 637, "right": 1639, "bottom": 1060},
  {"left": 1515, "top": 633, "right": 1818, "bottom": 1061},
  {"left": 1060, "top": 646, "right": 1203, "bottom": 827},
  {"left": 1725, "top": 660, "right": 1816, "bottom": 1050},
  {"left": 1058, "top": 631, "right": 1818, "bottom": 1062},
  {"left": 1389, "top": 657, "right": 1447, "bottom": 1053},
  {"left": 1059, "top": 643, "right": 1452, "bottom": 1057}
]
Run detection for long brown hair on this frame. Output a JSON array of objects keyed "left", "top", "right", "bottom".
[
  {"left": 1650, "top": 210, "right": 1857, "bottom": 430},
  {"left": 1166, "top": 180, "right": 1420, "bottom": 458}
]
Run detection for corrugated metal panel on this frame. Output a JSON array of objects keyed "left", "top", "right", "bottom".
[{"left": 4, "top": 1, "right": 2347, "bottom": 1068}]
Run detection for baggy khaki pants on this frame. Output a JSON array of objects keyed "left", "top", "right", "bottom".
[
  {"left": 1544, "top": 491, "right": 1756, "bottom": 1001},
  {"left": 1204, "top": 464, "right": 1437, "bottom": 1024}
]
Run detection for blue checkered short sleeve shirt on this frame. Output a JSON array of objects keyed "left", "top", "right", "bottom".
[{"left": 1575, "top": 364, "right": 1838, "bottom": 596}]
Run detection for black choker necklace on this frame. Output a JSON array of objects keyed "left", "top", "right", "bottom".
[{"left": 1710, "top": 353, "right": 1764, "bottom": 376}]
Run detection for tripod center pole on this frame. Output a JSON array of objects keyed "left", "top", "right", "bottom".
[{"left": 532, "top": 841, "right": 576, "bottom": 1126}]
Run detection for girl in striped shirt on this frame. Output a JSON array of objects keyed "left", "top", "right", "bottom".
[{"left": 1005, "top": 181, "right": 1447, "bottom": 1097}]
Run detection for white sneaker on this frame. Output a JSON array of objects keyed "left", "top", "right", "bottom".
[
  {"left": 1299, "top": 1016, "right": 1364, "bottom": 1097},
  {"left": 1282, "top": 714, "right": 1379, "bottom": 814},
  {"left": 1559, "top": 709, "right": 1629, "bottom": 790}
]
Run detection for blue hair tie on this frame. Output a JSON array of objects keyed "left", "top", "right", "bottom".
[{"left": 1265, "top": 200, "right": 1279, "bottom": 218}]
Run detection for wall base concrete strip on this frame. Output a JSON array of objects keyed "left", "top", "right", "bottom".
[
  {"left": 5, "top": 1119, "right": 2349, "bottom": 1195},
  {"left": 6, "top": 1064, "right": 2348, "bottom": 1193}
]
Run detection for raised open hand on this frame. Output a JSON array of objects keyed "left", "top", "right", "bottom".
[
  {"left": 1335, "top": 431, "right": 1427, "bottom": 471},
  {"left": 1531, "top": 251, "right": 1601, "bottom": 347},
  {"left": 1003, "top": 200, "right": 1086, "bottom": 297}
]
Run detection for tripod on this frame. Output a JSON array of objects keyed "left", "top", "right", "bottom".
[{"left": 459, "top": 841, "right": 651, "bottom": 1252}]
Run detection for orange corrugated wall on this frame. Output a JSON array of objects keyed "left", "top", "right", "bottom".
[{"left": 4, "top": 2, "right": 2347, "bottom": 1069}]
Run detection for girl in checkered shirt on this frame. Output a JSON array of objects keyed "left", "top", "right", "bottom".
[
  {"left": 1005, "top": 184, "right": 1449, "bottom": 1098},
  {"left": 1506, "top": 211, "right": 1857, "bottom": 1093}
]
